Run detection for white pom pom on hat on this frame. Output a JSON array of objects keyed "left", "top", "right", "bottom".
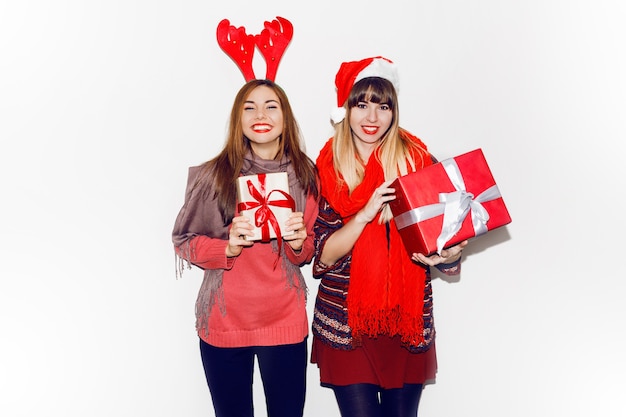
[{"left": 330, "top": 56, "right": 400, "bottom": 124}]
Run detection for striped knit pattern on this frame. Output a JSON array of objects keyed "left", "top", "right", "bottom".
[{"left": 311, "top": 197, "right": 436, "bottom": 353}]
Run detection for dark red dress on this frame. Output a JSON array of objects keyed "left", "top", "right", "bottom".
[{"left": 311, "top": 334, "right": 437, "bottom": 389}]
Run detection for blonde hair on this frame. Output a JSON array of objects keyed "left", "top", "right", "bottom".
[{"left": 332, "top": 77, "right": 427, "bottom": 222}]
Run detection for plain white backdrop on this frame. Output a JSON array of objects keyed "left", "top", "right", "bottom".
[{"left": 1, "top": 1, "right": 624, "bottom": 416}]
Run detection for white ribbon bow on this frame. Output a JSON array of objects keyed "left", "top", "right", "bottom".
[{"left": 394, "top": 157, "right": 502, "bottom": 254}]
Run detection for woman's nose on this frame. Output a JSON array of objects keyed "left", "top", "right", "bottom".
[{"left": 366, "top": 108, "right": 378, "bottom": 122}]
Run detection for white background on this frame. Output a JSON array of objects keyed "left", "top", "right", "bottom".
[{"left": 1, "top": 1, "right": 625, "bottom": 416}]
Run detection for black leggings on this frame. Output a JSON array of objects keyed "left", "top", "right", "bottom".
[
  {"left": 199, "top": 338, "right": 307, "bottom": 417},
  {"left": 332, "top": 383, "right": 423, "bottom": 417}
]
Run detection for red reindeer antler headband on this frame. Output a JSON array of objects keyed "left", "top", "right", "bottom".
[{"left": 216, "top": 16, "right": 293, "bottom": 82}]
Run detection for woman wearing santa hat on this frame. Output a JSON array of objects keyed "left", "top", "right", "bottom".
[{"left": 311, "top": 56, "right": 468, "bottom": 416}]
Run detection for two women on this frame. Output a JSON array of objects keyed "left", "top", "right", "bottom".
[{"left": 173, "top": 53, "right": 468, "bottom": 417}]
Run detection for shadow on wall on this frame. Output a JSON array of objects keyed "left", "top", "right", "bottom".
[{"left": 433, "top": 226, "right": 512, "bottom": 284}]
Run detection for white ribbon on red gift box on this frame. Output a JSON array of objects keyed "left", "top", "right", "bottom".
[{"left": 393, "top": 157, "right": 504, "bottom": 254}]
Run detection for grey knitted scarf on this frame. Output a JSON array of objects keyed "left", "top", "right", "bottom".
[{"left": 172, "top": 150, "right": 308, "bottom": 335}]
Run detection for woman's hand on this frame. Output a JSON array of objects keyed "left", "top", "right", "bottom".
[
  {"left": 318, "top": 179, "right": 396, "bottom": 266},
  {"left": 355, "top": 179, "right": 397, "bottom": 224},
  {"left": 412, "top": 240, "right": 468, "bottom": 266},
  {"left": 226, "top": 215, "right": 254, "bottom": 257},
  {"left": 283, "top": 211, "right": 307, "bottom": 252}
]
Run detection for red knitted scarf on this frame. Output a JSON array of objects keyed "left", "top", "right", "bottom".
[{"left": 316, "top": 133, "right": 433, "bottom": 345}]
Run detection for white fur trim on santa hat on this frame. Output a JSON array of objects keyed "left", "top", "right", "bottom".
[
  {"left": 330, "top": 107, "right": 347, "bottom": 125},
  {"left": 355, "top": 58, "right": 400, "bottom": 94}
]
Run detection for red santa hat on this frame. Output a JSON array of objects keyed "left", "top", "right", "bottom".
[{"left": 331, "top": 56, "right": 400, "bottom": 123}]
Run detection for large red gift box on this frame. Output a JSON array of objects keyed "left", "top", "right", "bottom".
[
  {"left": 388, "top": 148, "right": 511, "bottom": 256},
  {"left": 236, "top": 172, "right": 295, "bottom": 242}
]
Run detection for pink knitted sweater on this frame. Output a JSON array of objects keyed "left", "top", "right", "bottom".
[{"left": 177, "top": 193, "right": 318, "bottom": 348}]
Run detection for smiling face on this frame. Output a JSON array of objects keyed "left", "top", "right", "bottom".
[
  {"left": 345, "top": 77, "right": 397, "bottom": 162},
  {"left": 241, "top": 85, "right": 284, "bottom": 160},
  {"left": 349, "top": 100, "right": 393, "bottom": 161}
]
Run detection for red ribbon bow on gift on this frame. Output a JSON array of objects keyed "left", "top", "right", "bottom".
[{"left": 236, "top": 173, "right": 295, "bottom": 258}]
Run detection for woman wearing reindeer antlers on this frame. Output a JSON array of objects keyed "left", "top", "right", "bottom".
[
  {"left": 172, "top": 17, "right": 318, "bottom": 417},
  {"left": 310, "top": 56, "right": 468, "bottom": 417}
]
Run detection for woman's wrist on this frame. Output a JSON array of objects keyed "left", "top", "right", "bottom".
[{"left": 436, "top": 256, "right": 462, "bottom": 275}]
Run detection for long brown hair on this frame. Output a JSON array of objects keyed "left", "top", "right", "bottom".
[{"left": 194, "top": 79, "right": 318, "bottom": 224}]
